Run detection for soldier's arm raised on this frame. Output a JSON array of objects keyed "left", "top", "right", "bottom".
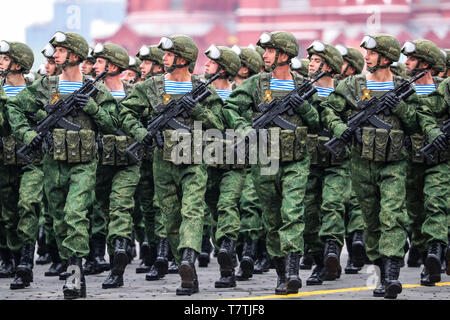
[
  {"left": 222, "top": 77, "right": 255, "bottom": 131},
  {"left": 88, "top": 82, "right": 120, "bottom": 134},
  {"left": 189, "top": 84, "right": 224, "bottom": 131},
  {"left": 418, "top": 82, "right": 449, "bottom": 142}
]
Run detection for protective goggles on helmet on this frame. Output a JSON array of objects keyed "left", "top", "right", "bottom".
[
  {"left": 43, "top": 43, "right": 55, "bottom": 58},
  {"left": 232, "top": 45, "right": 242, "bottom": 56},
  {"left": 94, "top": 43, "right": 105, "bottom": 54},
  {"left": 308, "top": 41, "right": 326, "bottom": 52},
  {"left": 360, "top": 35, "right": 377, "bottom": 49},
  {"left": 401, "top": 41, "right": 416, "bottom": 54},
  {"left": 205, "top": 45, "right": 221, "bottom": 60},
  {"left": 0, "top": 41, "right": 10, "bottom": 53},
  {"left": 336, "top": 44, "right": 348, "bottom": 56},
  {"left": 391, "top": 62, "right": 399, "bottom": 67},
  {"left": 248, "top": 44, "right": 257, "bottom": 51},
  {"left": 129, "top": 56, "right": 137, "bottom": 67},
  {"left": 138, "top": 45, "right": 150, "bottom": 57},
  {"left": 158, "top": 37, "right": 174, "bottom": 50},
  {"left": 440, "top": 49, "right": 447, "bottom": 59},
  {"left": 259, "top": 32, "right": 272, "bottom": 45},
  {"left": 88, "top": 47, "right": 94, "bottom": 58},
  {"left": 290, "top": 57, "right": 302, "bottom": 69},
  {"left": 51, "top": 31, "right": 67, "bottom": 43}
]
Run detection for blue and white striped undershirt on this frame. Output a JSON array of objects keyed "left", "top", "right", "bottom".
[
  {"left": 366, "top": 80, "right": 395, "bottom": 91},
  {"left": 110, "top": 90, "right": 126, "bottom": 98},
  {"left": 3, "top": 85, "right": 26, "bottom": 97},
  {"left": 270, "top": 78, "right": 295, "bottom": 91},
  {"left": 164, "top": 79, "right": 193, "bottom": 94},
  {"left": 216, "top": 89, "right": 232, "bottom": 101},
  {"left": 59, "top": 80, "right": 83, "bottom": 94},
  {"left": 412, "top": 84, "right": 436, "bottom": 96},
  {"left": 314, "top": 86, "right": 334, "bottom": 97}
]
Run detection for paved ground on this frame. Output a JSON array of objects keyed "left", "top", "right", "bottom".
[{"left": 0, "top": 244, "right": 449, "bottom": 301}]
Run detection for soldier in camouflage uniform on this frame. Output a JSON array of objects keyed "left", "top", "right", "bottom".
[
  {"left": 291, "top": 57, "right": 311, "bottom": 78},
  {"left": 122, "top": 56, "right": 143, "bottom": 84},
  {"left": 390, "top": 62, "right": 408, "bottom": 79},
  {"left": 321, "top": 33, "right": 438, "bottom": 299},
  {"left": 118, "top": 35, "right": 224, "bottom": 295},
  {"left": 335, "top": 44, "right": 368, "bottom": 275},
  {"left": 81, "top": 47, "right": 96, "bottom": 77},
  {"left": 222, "top": 31, "right": 320, "bottom": 295},
  {"left": 402, "top": 39, "right": 449, "bottom": 286},
  {"left": 0, "top": 41, "right": 46, "bottom": 291},
  {"left": 7, "top": 32, "right": 118, "bottom": 299},
  {"left": 90, "top": 42, "right": 142, "bottom": 289},
  {"left": 202, "top": 44, "right": 245, "bottom": 288},
  {"left": 231, "top": 44, "right": 269, "bottom": 278},
  {"left": 132, "top": 44, "right": 172, "bottom": 281}
]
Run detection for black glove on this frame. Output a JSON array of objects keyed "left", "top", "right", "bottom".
[
  {"left": 290, "top": 93, "right": 305, "bottom": 109},
  {"left": 432, "top": 134, "right": 449, "bottom": 152},
  {"left": 142, "top": 133, "right": 153, "bottom": 147},
  {"left": 340, "top": 128, "right": 353, "bottom": 142},
  {"left": 183, "top": 95, "right": 197, "bottom": 111},
  {"left": 383, "top": 93, "right": 401, "bottom": 110},
  {"left": 74, "top": 93, "right": 90, "bottom": 109},
  {"left": 29, "top": 134, "right": 43, "bottom": 149}
]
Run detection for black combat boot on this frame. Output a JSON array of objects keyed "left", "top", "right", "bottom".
[
  {"left": 407, "top": 243, "right": 423, "bottom": 267},
  {"left": 136, "top": 240, "right": 155, "bottom": 274},
  {"left": 351, "top": 230, "right": 365, "bottom": 268},
  {"left": 93, "top": 235, "right": 110, "bottom": 273},
  {"left": 215, "top": 238, "right": 237, "bottom": 288},
  {"left": 344, "top": 237, "right": 360, "bottom": 274},
  {"left": 36, "top": 226, "right": 51, "bottom": 265},
  {"left": 306, "top": 254, "right": 325, "bottom": 286},
  {"left": 373, "top": 258, "right": 385, "bottom": 297},
  {"left": 102, "top": 237, "right": 129, "bottom": 289},
  {"left": 299, "top": 250, "right": 314, "bottom": 270},
  {"left": 420, "top": 256, "right": 436, "bottom": 287},
  {"left": 253, "top": 239, "right": 270, "bottom": 274},
  {"left": 0, "top": 248, "right": 16, "bottom": 278},
  {"left": 274, "top": 257, "right": 287, "bottom": 295},
  {"left": 126, "top": 233, "right": 136, "bottom": 263},
  {"left": 10, "top": 244, "right": 35, "bottom": 289},
  {"left": 424, "top": 241, "right": 442, "bottom": 284},
  {"left": 383, "top": 257, "right": 403, "bottom": 299},
  {"left": 286, "top": 252, "right": 302, "bottom": 294},
  {"left": 236, "top": 238, "right": 257, "bottom": 281},
  {"left": 176, "top": 248, "right": 199, "bottom": 295},
  {"left": 58, "top": 261, "right": 70, "bottom": 280},
  {"left": 45, "top": 246, "right": 64, "bottom": 277},
  {"left": 198, "top": 235, "right": 212, "bottom": 267},
  {"left": 83, "top": 240, "right": 96, "bottom": 275},
  {"left": 168, "top": 260, "right": 179, "bottom": 274},
  {"left": 154, "top": 238, "right": 169, "bottom": 277},
  {"left": 63, "top": 257, "right": 86, "bottom": 299},
  {"left": 446, "top": 242, "right": 450, "bottom": 276},
  {"left": 324, "top": 239, "right": 341, "bottom": 281}
]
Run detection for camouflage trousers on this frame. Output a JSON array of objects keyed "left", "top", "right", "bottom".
[
  {"left": 205, "top": 167, "right": 246, "bottom": 248},
  {"left": 95, "top": 164, "right": 140, "bottom": 256},
  {"left": 405, "top": 160, "right": 449, "bottom": 254},
  {"left": 239, "top": 168, "right": 264, "bottom": 243},
  {"left": 251, "top": 157, "right": 310, "bottom": 258},
  {"left": 133, "top": 160, "right": 165, "bottom": 247},
  {"left": 345, "top": 186, "right": 365, "bottom": 237},
  {"left": 303, "top": 161, "right": 351, "bottom": 255},
  {"left": 16, "top": 164, "right": 44, "bottom": 245},
  {"left": 153, "top": 150, "right": 208, "bottom": 264},
  {"left": 43, "top": 154, "right": 97, "bottom": 260},
  {"left": 0, "top": 165, "right": 21, "bottom": 252},
  {"left": 351, "top": 150, "right": 408, "bottom": 261}
]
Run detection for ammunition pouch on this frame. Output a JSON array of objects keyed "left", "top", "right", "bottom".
[
  {"left": 359, "top": 127, "right": 405, "bottom": 162},
  {"left": 99, "top": 134, "right": 136, "bottom": 166},
  {"left": 1, "top": 135, "right": 42, "bottom": 165},
  {"left": 50, "top": 129, "right": 97, "bottom": 163}
]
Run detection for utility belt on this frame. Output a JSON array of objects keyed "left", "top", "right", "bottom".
[
  {"left": 405, "top": 133, "right": 450, "bottom": 164},
  {"left": 48, "top": 129, "right": 97, "bottom": 164},
  {"left": 307, "top": 130, "right": 346, "bottom": 167},
  {"left": 1, "top": 135, "right": 42, "bottom": 165},
  {"left": 353, "top": 127, "right": 405, "bottom": 162},
  {"left": 98, "top": 134, "right": 139, "bottom": 166}
]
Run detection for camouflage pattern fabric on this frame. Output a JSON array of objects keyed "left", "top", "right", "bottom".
[
  {"left": 239, "top": 168, "right": 264, "bottom": 242},
  {"left": 344, "top": 185, "right": 365, "bottom": 236},
  {"left": 0, "top": 165, "right": 21, "bottom": 252}
]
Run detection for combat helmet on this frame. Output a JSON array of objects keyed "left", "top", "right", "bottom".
[
  {"left": 401, "top": 39, "right": 442, "bottom": 76},
  {"left": 248, "top": 43, "right": 265, "bottom": 59},
  {"left": 231, "top": 45, "right": 264, "bottom": 78},
  {"left": 307, "top": 41, "right": 343, "bottom": 77},
  {"left": 256, "top": 31, "right": 299, "bottom": 71},
  {"left": 390, "top": 62, "right": 407, "bottom": 79},
  {"left": 93, "top": 43, "right": 129, "bottom": 76},
  {"left": 0, "top": 41, "right": 34, "bottom": 76},
  {"left": 205, "top": 45, "right": 241, "bottom": 79},
  {"left": 290, "top": 57, "right": 309, "bottom": 78},
  {"left": 49, "top": 31, "right": 89, "bottom": 69},
  {"left": 360, "top": 33, "right": 401, "bottom": 73},
  {"left": 336, "top": 44, "right": 364, "bottom": 75},
  {"left": 136, "top": 45, "right": 165, "bottom": 77},
  {"left": 85, "top": 47, "right": 96, "bottom": 64},
  {"left": 157, "top": 35, "right": 198, "bottom": 73}
]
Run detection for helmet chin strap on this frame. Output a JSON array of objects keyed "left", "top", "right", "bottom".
[
  {"left": 149, "top": 63, "right": 164, "bottom": 76},
  {"left": 165, "top": 55, "right": 189, "bottom": 73},
  {"left": 0, "top": 59, "right": 22, "bottom": 77},
  {"left": 59, "top": 49, "right": 80, "bottom": 70},
  {"left": 336, "top": 63, "right": 351, "bottom": 80},
  {"left": 309, "top": 61, "right": 333, "bottom": 79},
  {"left": 406, "top": 58, "right": 428, "bottom": 77},
  {"left": 265, "top": 49, "right": 289, "bottom": 72},
  {"left": 367, "top": 54, "right": 391, "bottom": 73}
]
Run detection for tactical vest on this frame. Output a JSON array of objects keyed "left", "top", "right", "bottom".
[
  {"left": 406, "top": 77, "right": 450, "bottom": 164},
  {"left": 40, "top": 75, "right": 98, "bottom": 164},
  {"left": 350, "top": 74, "right": 407, "bottom": 162}
]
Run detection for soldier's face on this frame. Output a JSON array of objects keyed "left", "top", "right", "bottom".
[
  {"left": 45, "top": 59, "right": 56, "bottom": 76},
  {"left": 122, "top": 70, "right": 137, "bottom": 82},
  {"left": 341, "top": 60, "right": 356, "bottom": 76},
  {"left": 204, "top": 59, "right": 219, "bottom": 75},
  {"left": 0, "top": 54, "right": 11, "bottom": 71},
  {"left": 308, "top": 54, "right": 331, "bottom": 74},
  {"left": 405, "top": 55, "right": 429, "bottom": 72},
  {"left": 81, "top": 60, "right": 94, "bottom": 75},
  {"left": 263, "top": 48, "right": 277, "bottom": 67},
  {"left": 163, "top": 51, "right": 175, "bottom": 68},
  {"left": 53, "top": 46, "right": 69, "bottom": 65},
  {"left": 364, "top": 49, "right": 390, "bottom": 70},
  {"left": 93, "top": 57, "right": 107, "bottom": 75},
  {"left": 140, "top": 60, "right": 153, "bottom": 75},
  {"left": 237, "top": 65, "right": 249, "bottom": 78}
]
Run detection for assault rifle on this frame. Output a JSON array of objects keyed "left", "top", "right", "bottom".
[
  {"left": 125, "top": 73, "right": 220, "bottom": 162},
  {"left": 324, "top": 71, "right": 426, "bottom": 157},
  {"left": 419, "top": 119, "right": 450, "bottom": 163},
  {"left": 17, "top": 71, "right": 108, "bottom": 163}
]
